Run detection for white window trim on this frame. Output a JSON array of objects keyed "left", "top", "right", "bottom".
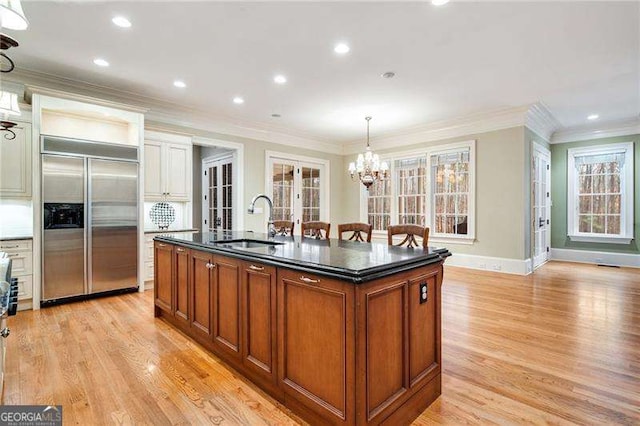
[
  {"left": 265, "top": 150, "right": 331, "bottom": 226},
  {"left": 426, "top": 140, "right": 476, "bottom": 243},
  {"left": 567, "top": 142, "right": 634, "bottom": 244},
  {"left": 359, "top": 140, "right": 476, "bottom": 244}
]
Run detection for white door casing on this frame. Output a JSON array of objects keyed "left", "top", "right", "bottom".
[
  {"left": 202, "top": 154, "right": 235, "bottom": 232},
  {"left": 533, "top": 143, "right": 551, "bottom": 269},
  {"left": 265, "top": 151, "right": 329, "bottom": 235}
]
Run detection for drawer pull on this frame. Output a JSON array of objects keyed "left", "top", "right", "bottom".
[
  {"left": 299, "top": 276, "right": 320, "bottom": 284},
  {"left": 176, "top": 248, "right": 185, "bottom": 253},
  {"left": 7, "top": 253, "right": 18, "bottom": 257},
  {"left": 157, "top": 243, "right": 167, "bottom": 247},
  {"left": 249, "top": 265, "right": 264, "bottom": 271},
  {"left": 0, "top": 245, "right": 19, "bottom": 249}
]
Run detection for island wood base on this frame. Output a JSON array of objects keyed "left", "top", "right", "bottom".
[{"left": 154, "top": 241, "right": 444, "bottom": 425}]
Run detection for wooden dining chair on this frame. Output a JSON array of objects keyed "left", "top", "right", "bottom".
[
  {"left": 338, "top": 223, "right": 373, "bottom": 243},
  {"left": 301, "top": 221, "right": 331, "bottom": 240},
  {"left": 273, "top": 220, "right": 295, "bottom": 237},
  {"left": 387, "top": 225, "right": 429, "bottom": 248}
]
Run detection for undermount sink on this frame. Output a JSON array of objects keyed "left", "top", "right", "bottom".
[{"left": 213, "top": 239, "right": 284, "bottom": 249}]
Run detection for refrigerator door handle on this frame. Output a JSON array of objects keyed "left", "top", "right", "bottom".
[{"left": 87, "top": 158, "right": 93, "bottom": 295}]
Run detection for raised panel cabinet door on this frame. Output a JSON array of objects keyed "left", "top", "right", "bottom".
[
  {"left": 213, "top": 255, "right": 241, "bottom": 359},
  {"left": 154, "top": 242, "right": 173, "bottom": 314},
  {"left": 174, "top": 246, "right": 190, "bottom": 325},
  {"left": 241, "top": 262, "right": 277, "bottom": 384},
  {"left": 190, "top": 250, "right": 213, "bottom": 337},
  {"left": 362, "top": 281, "right": 409, "bottom": 421},
  {"left": 0, "top": 121, "right": 32, "bottom": 198},
  {"left": 166, "top": 143, "right": 191, "bottom": 200},
  {"left": 277, "top": 269, "right": 355, "bottom": 425},
  {"left": 409, "top": 271, "right": 441, "bottom": 387},
  {"left": 144, "top": 141, "right": 163, "bottom": 199}
]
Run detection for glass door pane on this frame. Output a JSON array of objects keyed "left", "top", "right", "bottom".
[
  {"left": 271, "top": 162, "right": 295, "bottom": 221},
  {"left": 301, "top": 166, "right": 321, "bottom": 223},
  {"left": 208, "top": 164, "right": 218, "bottom": 232}
]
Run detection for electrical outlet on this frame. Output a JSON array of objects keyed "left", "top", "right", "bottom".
[{"left": 419, "top": 283, "right": 428, "bottom": 304}]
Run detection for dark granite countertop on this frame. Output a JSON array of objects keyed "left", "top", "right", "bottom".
[{"left": 155, "top": 231, "right": 451, "bottom": 284}]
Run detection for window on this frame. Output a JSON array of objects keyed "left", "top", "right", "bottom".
[
  {"left": 367, "top": 177, "right": 391, "bottom": 231},
  {"left": 567, "top": 142, "right": 634, "bottom": 244},
  {"left": 396, "top": 158, "right": 427, "bottom": 226},
  {"left": 430, "top": 149, "right": 471, "bottom": 237},
  {"left": 363, "top": 141, "right": 475, "bottom": 242}
]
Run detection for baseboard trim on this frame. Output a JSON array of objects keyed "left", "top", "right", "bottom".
[
  {"left": 444, "top": 253, "right": 532, "bottom": 275},
  {"left": 550, "top": 248, "right": 640, "bottom": 268}
]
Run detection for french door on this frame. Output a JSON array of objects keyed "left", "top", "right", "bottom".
[
  {"left": 268, "top": 155, "right": 327, "bottom": 234},
  {"left": 203, "top": 156, "right": 234, "bottom": 232},
  {"left": 533, "top": 144, "right": 551, "bottom": 269}
]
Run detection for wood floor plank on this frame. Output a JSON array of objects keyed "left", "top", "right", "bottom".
[{"left": 4, "top": 261, "right": 639, "bottom": 425}]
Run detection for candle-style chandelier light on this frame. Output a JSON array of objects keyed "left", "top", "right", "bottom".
[{"left": 348, "top": 116, "right": 389, "bottom": 190}]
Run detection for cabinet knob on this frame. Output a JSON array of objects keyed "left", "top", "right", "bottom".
[
  {"left": 299, "top": 276, "right": 320, "bottom": 284},
  {"left": 206, "top": 262, "right": 217, "bottom": 269},
  {"left": 249, "top": 265, "right": 265, "bottom": 272}
]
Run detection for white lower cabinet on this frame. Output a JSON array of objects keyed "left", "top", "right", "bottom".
[
  {"left": 0, "top": 239, "right": 33, "bottom": 309},
  {"left": 144, "top": 231, "right": 196, "bottom": 286}
]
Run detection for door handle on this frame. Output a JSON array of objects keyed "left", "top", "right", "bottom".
[
  {"left": 206, "top": 262, "right": 217, "bottom": 269},
  {"left": 176, "top": 248, "right": 185, "bottom": 253},
  {"left": 299, "top": 276, "right": 320, "bottom": 284},
  {"left": 249, "top": 265, "right": 264, "bottom": 271},
  {"left": 538, "top": 217, "right": 544, "bottom": 228}
]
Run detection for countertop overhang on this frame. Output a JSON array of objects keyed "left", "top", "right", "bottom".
[{"left": 154, "top": 231, "right": 451, "bottom": 284}]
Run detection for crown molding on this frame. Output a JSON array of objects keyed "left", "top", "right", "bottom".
[
  {"left": 550, "top": 117, "right": 640, "bottom": 144},
  {"left": 8, "top": 68, "right": 344, "bottom": 155},
  {"left": 343, "top": 105, "right": 532, "bottom": 155},
  {"left": 25, "top": 84, "right": 148, "bottom": 114},
  {"left": 525, "top": 102, "right": 561, "bottom": 142}
]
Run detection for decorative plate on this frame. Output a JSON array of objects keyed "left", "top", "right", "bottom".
[{"left": 150, "top": 202, "right": 176, "bottom": 230}]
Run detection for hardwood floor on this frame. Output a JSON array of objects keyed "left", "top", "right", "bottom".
[{"left": 5, "top": 261, "right": 639, "bottom": 425}]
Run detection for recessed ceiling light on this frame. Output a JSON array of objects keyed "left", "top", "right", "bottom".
[
  {"left": 233, "top": 97, "right": 244, "bottom": 105},
  {"left": 381, "top": 71, "right": 395, "bottom": 79},
  {"left": 93, "top": 58, "right": 109, "bottom": 67},
  {"left": 274, "top": 75, "right": 287, "bottom": 84},
  {"left": 112, "top": 16, "right": 131, "bottom": 28},
  {"left": 432, "top": 0, "right": 450, "bottom": 5},
  {"left": 271, "top": 113, "right": 281, "bottom": 118},
  {"left": 334, "top": 43, "right": 350, "bottom": 54},
  {"left": 587, "top": 114, "right": 599, "bottom": 120},
  {"left": 173, "top": 80, "right": 186, "bottom": 88}
]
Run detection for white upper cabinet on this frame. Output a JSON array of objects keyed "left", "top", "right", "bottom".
[
  {"left": 144, "top": 141, "right": 163, "bottom": 198},
  {"left": 0, "top": 121, "right": 32, "bottom": 198},
  {"left": 143, "top": 131, "right": 192, "bottom": 202},
  {"left": 166, "top": 144, "right": 190, "bottom": 199}
]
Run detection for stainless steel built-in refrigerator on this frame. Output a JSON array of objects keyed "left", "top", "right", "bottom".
[{"left": 41, "top": 137, "right": 138, "bottom": 303}]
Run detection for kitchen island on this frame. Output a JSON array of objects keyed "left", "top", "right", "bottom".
[{"left": 153, "top": 231, "right": 450, "bottom": 425}]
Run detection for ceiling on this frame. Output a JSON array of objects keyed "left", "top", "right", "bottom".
[{"left": 5, "top": 1, "right": 639, "bottom": 143}]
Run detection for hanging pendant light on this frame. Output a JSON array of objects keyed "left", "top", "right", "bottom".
[
  {"left": 0, "top": 89, "right": 20, "bottom": 140},
  {"left": 348, "top": 116, "right": 389, "bottom": 190},
  {"left": 0, "top": 0, "right": 29, "bottom": 30}
]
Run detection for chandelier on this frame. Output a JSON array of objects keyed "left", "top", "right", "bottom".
[{"left": 348, "top": 116, "right": 389, "bottom": 189}]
